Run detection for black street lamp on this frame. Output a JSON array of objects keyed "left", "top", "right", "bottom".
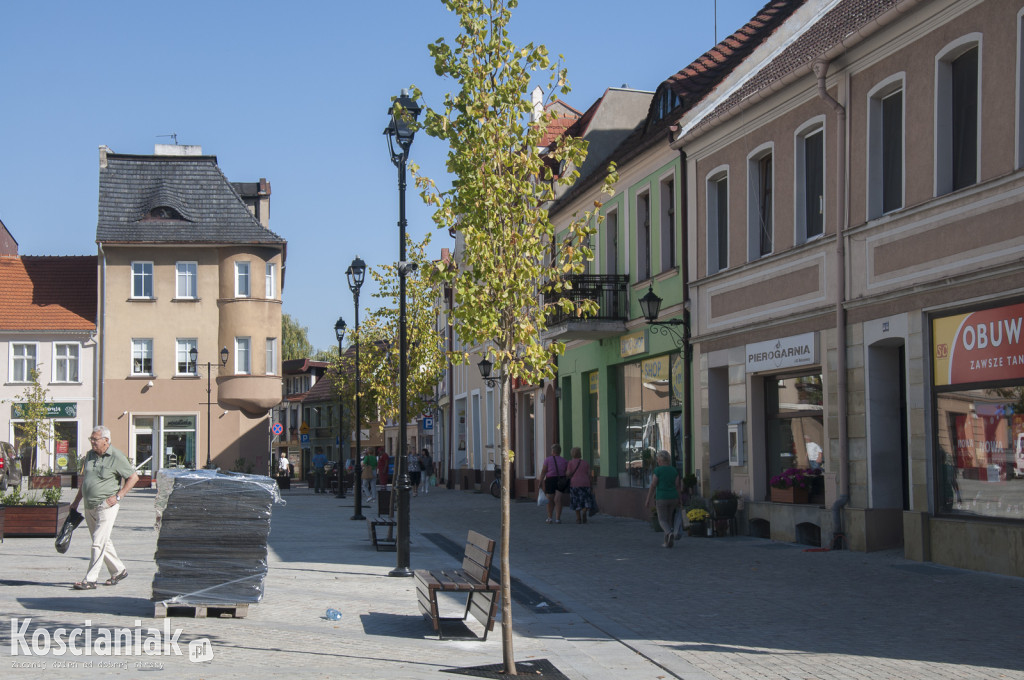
[
  {"left": 334, "top": 317, "right": 347, "bottom": 500},
  {"left": 385, "top": 89, "right": 420, "bottom": 578},
  {"left": 639, "top": 284, "right": 693, "bottom": 472},
  {"left": 477, "top": 357, "right": 500, "bottom": 388},
  {"left": 346, "top": 255, "right": 367, "bottom": 518},
  {"left": 190, "top": 345, "right": 229, "bottom": 469}
]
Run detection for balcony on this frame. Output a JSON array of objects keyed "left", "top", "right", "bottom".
[
  {"left": 543, "top": 274, "right": 630, "bottom": 341},
  {"left": 219, "top": 375, "right": 283, "bottom": 417}
]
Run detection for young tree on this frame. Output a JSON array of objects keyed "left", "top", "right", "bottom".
[
  {"left": 413, "top": 0, "right": 615, "bottom": 671},
  {"left": 282, "top": 313, "right": 315, "bottom": 360},
  {"left": 9, "top": 368, "right": 55, "bottom": 472}
]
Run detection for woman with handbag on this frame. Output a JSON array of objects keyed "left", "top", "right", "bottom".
[
  {"left": 539, "top": 443, "right": 567, "bottom": 524},
  {"left": 566, "top": 447, "right": 596, "bottom": 524}
]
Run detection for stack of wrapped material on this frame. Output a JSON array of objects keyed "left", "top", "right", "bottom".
[{"left": 152, "top": 469, "right": 284, "bottom": 605}]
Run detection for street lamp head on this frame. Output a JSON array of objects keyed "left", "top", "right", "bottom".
[
  {"left": 335, "top": 317, "right": 347, "bottom": 343},
  {"left": 219, "top": 346, "right": 230, "bottom": 366},
  {"left": 385, "top": 89, "right": 421, "bottom": 158},
  {"left": 639, "top": 285, "right": 663, "bottom": 324},
  {"left": 189, "top": 346, "right": 198, "bottom": 364},
  {"left": 477, "top": 357, "right": 493, "bottom": 380},
  {"left": 346, "top": 255, "right": 367, "bottom": 293}
]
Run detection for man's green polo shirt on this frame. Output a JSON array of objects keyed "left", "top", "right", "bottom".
[{"left": 80, "top": 446, "right": 134, "bottom": 510}]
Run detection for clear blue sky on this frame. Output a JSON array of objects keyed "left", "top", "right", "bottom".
[{"left": 0, "top": 0, "right": 767, "bottom": 352}]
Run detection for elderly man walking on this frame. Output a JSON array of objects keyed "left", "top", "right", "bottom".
[{"left": 70, "top": 426, "right": 139, "bottom": 590}]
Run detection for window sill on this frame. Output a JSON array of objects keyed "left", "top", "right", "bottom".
[
  {"left": 127, "top": 375, "right": 156, "bottom": 379},
  {"left": 171, "top": 297, "right": 201, "bottom": 303},
  {"left": 50, "top": 381, "right": 83, "bottom": 386},
  {"left": 127, "top": 297, "right": 157, "bottom": 303},
  {"left": 172, "top": 374, "right": 201, "bottom": 379}
]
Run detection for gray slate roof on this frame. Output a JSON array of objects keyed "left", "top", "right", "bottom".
[{"left": 97, "top": 153, "right": 286, "bottom": 245}]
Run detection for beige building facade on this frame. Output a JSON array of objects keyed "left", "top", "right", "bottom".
[{"left": 96, "top": 145, "right": 285, "bottom": 474}]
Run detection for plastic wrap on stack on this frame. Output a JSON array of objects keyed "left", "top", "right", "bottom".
[{"left": 152, "top": 468, "right": 285, "bottom": 605}]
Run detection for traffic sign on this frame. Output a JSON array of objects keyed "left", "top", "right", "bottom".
[
  {"left": 271, "top": 423, "right": 284, "bottom": 436},
  {"left": 422, "top": 417, "right": 433, "bottom": 431},
  {"left": 299, "top": 422, "right": 310, "bottom": 434},
  {"left": 300, "top": 433, "right": 310, "bottom": 444}
]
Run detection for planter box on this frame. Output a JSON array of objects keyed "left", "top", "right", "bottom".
[
  {"left": 770, "top": 487, "right": 810, "bottom": 504},
  {"left": 135, "top": 476, "right": 152, "bottom": 489},
  {"left": 1, "top": 503, "right": 69, "bottom": 537},
  {"left": 59, "top": 474, "right": 78, "bottom": 488},
  {"left": 29, "top": 475, "right": 61, "bottom": 490}
]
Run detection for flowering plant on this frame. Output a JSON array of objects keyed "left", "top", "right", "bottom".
[
  {"left": 686, "top": 508, "right": 709, "bottom": 523},
  {"left": 711, "top": 489, "right": 739, "bottom": 501},
  {"left": 769, "top": 467, "right": 822, "bottom": 490}
]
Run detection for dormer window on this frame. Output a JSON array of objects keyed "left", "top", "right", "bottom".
[
  {"left": 145, "top": 206, "right": 185, "bottom": 221},
  {"left": 656, "top": 88, "right": 681, "bottom": 121}
]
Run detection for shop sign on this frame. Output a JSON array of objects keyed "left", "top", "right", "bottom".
[
  {"left": 589, "top": 372, "right": 599, "bottom": 394},
  {"left": 933, "top": 301, "right": 1024, "bottom": 386},
  {"left": 641, "top": 355, "right": 670, "bottom": 382},
  {"left": 620, "top": 331, "right": 646, "bottom": 358},
  {"left": 745, "top": 333, "right": 816, "bottom": 373},
  {"left": 10, "top": 402, "right": 77, "bottom": 419},
  {"left": 165, "top": 417, "right": 195, "bottom": 430},
  {"left": 671, "top": 354, "right": 684, "bottom": 404}
]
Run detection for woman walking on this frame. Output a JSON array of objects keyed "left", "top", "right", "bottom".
[
  {"left": 644, "top": 450, "right": 681, "bottom": 547},
  {"left": 539, "top": 443, "right": 567, "bottom": 524},
  {"left": 566, "top": 447, "right": 595, "bottom": 524}
]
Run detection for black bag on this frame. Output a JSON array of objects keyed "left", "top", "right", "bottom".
[
  {"left": 55, "top": 508, "right": 85, "bottom": 554},
  {"left": 556, "top": 476, "right": 570, "bottom": 493}
]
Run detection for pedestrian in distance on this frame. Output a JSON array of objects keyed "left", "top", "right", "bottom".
[
  {"left": 566, "top": 446, "right": 596, "bottom": 524},
  {"left": 408, "top": 450, "right": 422, "bottom": 497},
  {"left": 312, "top": 447, "right": 328, "bottom": 494},
  {"left": 644, "top": 450, "right": 682, "bottom": 548},
  {"left": 70, "top": 426, "right": 139, "bottom": 590},
  {"left": 420, "top": 448, "right": 432, "bottom": 494},
  {"left": 377, "top": 448, "right": 390, "bottom": 488},
  {"left": 362, "top": 449, "right": 377, "bottom": 502},
  {"left": 540, "top": 443, "right": 568, "bottom": 524}
]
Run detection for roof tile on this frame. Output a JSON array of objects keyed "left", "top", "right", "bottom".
[{"left": 0, "top": 256, "right": 97, "bottom": 331}]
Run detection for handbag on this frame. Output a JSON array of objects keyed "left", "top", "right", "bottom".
[
  {"left": 556, "top": 458, "right": 574, "bottom": 493},
  {"left": 55, "top": 507, "right": 85, "bottom": 554}
]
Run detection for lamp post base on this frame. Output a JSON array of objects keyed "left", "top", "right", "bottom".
[{"left": 388, "top": 566, "right": 413, "bottom": 578}]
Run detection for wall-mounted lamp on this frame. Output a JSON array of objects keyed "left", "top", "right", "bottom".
[
  {"left": 477, "top": 357, "right": 500, "bottom": 388},
  {"left": 146, "top": 380, "right": 154, "bottom": 387}
]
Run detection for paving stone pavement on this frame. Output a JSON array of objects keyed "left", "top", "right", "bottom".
[{"left": 1, "top": 483, "right": 1023, "bottom": 679}]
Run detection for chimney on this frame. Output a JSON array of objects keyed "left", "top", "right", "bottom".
[
  {"left": 99, "top": 145, "right": 110, "bottom": 169},
  {"left": 154, "top": 144, "right": 203, "bottom": 156}
]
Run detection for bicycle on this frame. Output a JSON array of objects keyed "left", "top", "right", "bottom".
[{"left": 489, "top": 465, "right": 501, "bottom": 498}]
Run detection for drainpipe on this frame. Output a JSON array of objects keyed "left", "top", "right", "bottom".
[
  {"left": 813, "top": 59, "right": 850, "bottom": 546},
  {"left": 677, "top": 147, "right": 694, "bottom": 476},
  {"left": 97, "top": 241, "right": 106, "bottom": 427}
]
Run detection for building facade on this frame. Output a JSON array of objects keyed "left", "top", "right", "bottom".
[{"left": 96, "top": 145, "right": 286, "bottom": 474}]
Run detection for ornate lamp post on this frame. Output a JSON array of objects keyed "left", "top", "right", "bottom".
[
  {"left": 639, "top": 284, "right": 693, "bottom": 471},
  {"left": 385, "top": 89, "right": 420, "bottom": 577},
  {"left": 346, "top": 255, "right": 367, "bottom": 518},
  {"left": 190, "top": 345, "right": 229, "bottom": 469},
  {"left": 334, "top": 317, "right": 347, "bottom": 500}
]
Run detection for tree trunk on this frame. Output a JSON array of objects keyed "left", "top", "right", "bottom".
[{"left": 500, "top": 375, "right": 516, "bottom": 675}]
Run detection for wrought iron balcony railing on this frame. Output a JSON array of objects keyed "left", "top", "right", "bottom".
[{"left": 545, "top": 274, "right": 630, "bottom": 333}]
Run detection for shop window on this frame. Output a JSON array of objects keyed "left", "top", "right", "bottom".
[
  {"left": 765, "top": 373, "right": 824, "bottom": 497},
  {"left": 587, "top": 371, "right": 601, "bottom": 477},
  {"left": 621, "top": 356, "right": 675, "bottom": 488},
  {"left": 936, "top": 388, "right": 1024, "bottom": 520}
]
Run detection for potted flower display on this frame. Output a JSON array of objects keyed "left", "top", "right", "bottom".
[
  {"left": 710, "top": 489, "right": 740, "bottom": 519},
  {"left": 686, "top": 508, "right": 710, "bottom": 536},
  {"left": 29, "top": 467, "right": 61, "bottom": 490},
  {"left": 769, "top": 467, "right": 822, "bottom": 503},
  {"left": 0, "top": 485, "right": 69, "bottom": 537}
]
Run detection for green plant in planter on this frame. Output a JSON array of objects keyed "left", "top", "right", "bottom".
[
  {"left": 31, "top": 467, "right": 54, "bottom": 477},
  {"left": 686, "top": 508, "right": 709, "bottom": 523},
  {"left": 41, "top": 486, "right": 63, "bottom": 505},
  {"left": 1, "top": 485, "right": 25, "bottom": 506}
]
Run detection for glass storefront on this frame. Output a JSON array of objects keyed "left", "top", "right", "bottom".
[
  {"left": 765, "top": 373, "right": 824, "bottom": 493},
  {"left": 620, "top": 355, "right": 680, "bottom": 488},
  {"left": 132, "top": 415, "right": 197, "bottom": 470}
]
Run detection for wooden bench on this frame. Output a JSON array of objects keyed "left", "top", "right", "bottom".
[
  {"left": 414, "top": 530, "right": 500, "bottom": 641},
  {"left": 367, "top": 516, "right": 396, "bottom": 551}
]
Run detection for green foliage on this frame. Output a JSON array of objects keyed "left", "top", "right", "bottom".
[
  {"left": 282, "top": 313, "right": 315, "bottom": 360},
  {"left": 231, "top": 457, "right": 255, "bottom": 474},
  {"left": 358, "top": 234, "right": 446, "bottom": 424},
  {"left": 413, "top": 0, "right": 615, "bottom": 390},
  {"left": 7, "top": 368, "right": 54, "bottom": 472},
  {"left": 0, "top": 485, "right": 25, "bottom": 506},
  {"left": 41, "top": 486, "right": 63, "bottom": 505}
]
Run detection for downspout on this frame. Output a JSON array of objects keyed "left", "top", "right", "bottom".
[
  {"left": 678, "top": 146, "right": 694, "bottom": 477},
  {"left": 446, "top": 285, "right": 455, "bottom": 489},
  {"left": 813, "top": 59, "right": 850, "bottom": 547},
  {"left": 97, "top": 242, "right": 106, "bottom": 427}
]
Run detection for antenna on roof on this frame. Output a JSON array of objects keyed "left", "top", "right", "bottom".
[
  {"left": 714, "top": 0, "right": 718, "bottom": 44},
  {"left": 157, "top": 133, "right": 179, "bottom": 145}
]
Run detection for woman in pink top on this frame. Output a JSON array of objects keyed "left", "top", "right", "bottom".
[
  {"left": 566, "top": 446, "right": 596, "bottom": 524},
  {"left": 539, "top": 443, "right": 567, "bottom": 523}
]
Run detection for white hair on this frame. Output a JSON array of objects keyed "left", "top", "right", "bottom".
[{"left": 92, "top": 425, "right": 111, "bottom": 441}]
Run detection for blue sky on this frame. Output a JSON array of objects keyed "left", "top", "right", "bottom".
[{"left": 0, "top": 0, "right": 767, "bottom": 351}]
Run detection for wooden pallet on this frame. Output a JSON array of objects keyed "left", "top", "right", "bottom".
[{"left": 154, "top": 602, "right": 249, "bottom": 619}]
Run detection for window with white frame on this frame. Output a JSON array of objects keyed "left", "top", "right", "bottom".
[
  {"left": 11, "top": 343, "right": 37, "bottom": 382},
  {"left": 636, "top": 192, "right": 651, "bottom": 281},
  {"left": 235, "top": 261, "right": 251, "bottom": 298},
  {"left": 706, "top": 168, "right": 729, "bottom": 275},
  {"left": 659, "top": 177, "right": 676, "bottom": 272},
  {"left": 265, "top": 263, "right": 276, "bottom": 299},
  {"left": 266, "top": 337, "right": 277, "bottom": 375},
  {"left": 235, "top": 337, "right": 251, "bottom": 374},
  {"left": 175, "top": 261, "right": 197, "bottom": 299},
  {"left": 747, "top": 144, "right": 774, "bottom": 260},
  {"left": 131, "top": 338, "right": 153, "bottom": 376},
  {"left": 604, "top": 209, "right": 618, "bottom": 276},
  {"left": 868, "top": 76, "right": 905, "bottom": 218},
  {"left": 486, "top": 388, "right": 495, "bottom": 447},
  {"left": 176, "top": 338, "right": 198, "bottom": 375},
  {"left": 54, "top": 343, "right": 79, "bottom": 382},
  {"left": 131, "top": 261, "right": 154, "bottom": 299},
  {"left": 796, "top": 121, "right": 825, "bottom": 243},
  {"left": 936, "top": 36, "right": 980, "bottom": 195}
]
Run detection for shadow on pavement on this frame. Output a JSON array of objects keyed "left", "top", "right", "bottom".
[{"left": 18, "top": 596, "right": 154, "bottom": 618}]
